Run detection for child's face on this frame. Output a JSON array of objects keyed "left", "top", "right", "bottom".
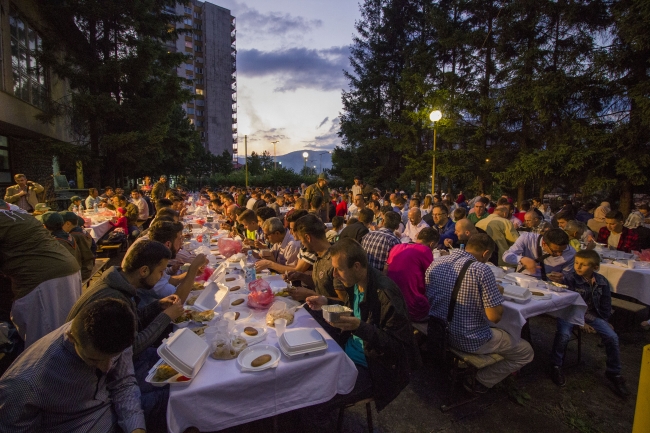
[{"left": 574, "top": 257, "right": 598, "bottom": 277}]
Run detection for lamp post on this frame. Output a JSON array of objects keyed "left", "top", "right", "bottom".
[
  {"left": 244, "top": 135, "right": 248, "bottom": 188},
  {"left": 302, "top": 152, "right": 309, "bottom": 171},
  {"left": 271, "top": 140, "right": 279, "bottom": 170},
  {"left": 429, "top": 110, "right": 442, "bottom": 195}
]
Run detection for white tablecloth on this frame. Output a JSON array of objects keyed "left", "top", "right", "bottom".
[
  {"left": 167, "top": 308, "right": 358, "bottom": 433},
  {"left": 88, "top": 220, "right": 111, "bottom": 241},
  {"left": 493, "top": 290, "right": 587, "bottom": 341},
  {"left": 600, "top": 263, "right": 650, "bottom": 304}
]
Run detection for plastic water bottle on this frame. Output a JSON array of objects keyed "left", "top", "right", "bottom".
[
  {"left": 460, "top": 243, "right": 465, "bottom": 251},
  {"left": 93, "top": 203, "right": 98, "bottom": 213},
  {"left": 245, "top": 250, "right": 257, "bottom": 283},
  {"left": 202, "top": 230, "right": 210, "bottom": 247}
]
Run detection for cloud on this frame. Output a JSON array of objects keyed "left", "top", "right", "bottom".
[
  {"left": 237, "top": 6, "right": 322, "bottom": 35},
  {"left": 307, "top": 118, "right": 341, "bottom": 150},
  {"left": 237, "top": 46, "right": 350, "bottom": 92},
  {"left": 317, "top": 117, "right": 329, "bottom": 129}
]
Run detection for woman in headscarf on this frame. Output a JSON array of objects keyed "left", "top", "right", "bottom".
[{"left": 587, "top": 201, "right": 611, "bottom": 234}]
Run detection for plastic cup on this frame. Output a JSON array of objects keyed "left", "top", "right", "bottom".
[
  {"left": 274, "top": 318, "right": 287, "bottom": 337},
  {"left": 628, "top": 260, "right": 636, "bottom": 269},
  {"left": 204, "top": 326, "right": 219, "bottom": 343}
]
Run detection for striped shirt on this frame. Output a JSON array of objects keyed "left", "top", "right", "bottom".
[{"left": 0, "top": 322, "right": 145, "bottom": 433}]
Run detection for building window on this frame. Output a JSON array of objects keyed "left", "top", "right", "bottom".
[
  {"left": 194, "top": 23, "right": 202, "bottom": 30},
  {"left": 195, "top": 88, "right": 203, "bottom": 95},
  {"left": 196, "top": 110, "right": 204, "bottom": 116},
  {"left": 185, "top": 41, "right": 192, "bottom": 49},
  {"left": 186, "top": 107, "right": 194, "bottom": 115},
  {"left": 184, "top": 7, "right": 192, "bottom": 14},
  {"left": 195, "top": 78, "right": 203, "bottom": 85},
  {"left": 194, "top": 35, "right": 202, "bottom": 42},
  {"left": 184, "top": 18, "right": 192, "bottom": 26},
  {"left": 195, "top": 99, "right": 205, "bottom": 106},
  {"left": 194, "top": 45, "right": 202, "bottom": 52},
  {"left": 194, "top": 67, "right": 203, "bottom": 74},
  {"left": 0, "top": 136, "right": 10, "bottom": 184},
  {"left": 9, "top": 8, "right": 48, "bottom": 110},
  {"left": 195, "top": 56, "right": 203, "bottom": 63},
  {"left": 185, "top": 63, "right": 193, "bottom": 70}
]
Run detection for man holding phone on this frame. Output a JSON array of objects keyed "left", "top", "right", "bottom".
[{"left": 4, "top": 174, "right": 44, "bottom": 212}]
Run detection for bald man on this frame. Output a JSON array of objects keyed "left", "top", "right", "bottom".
[
  {"left": 476, "top": 206, "right": 520, "bottom": 266},
  {"left": 403, "top": 207, "right": 430, "bottom": 242},
  {"left": 524, "top": 210, "right": 552, "bottom": 235},
  {"left": 444, "top": 218, "right": 478, "bottom": 248}
]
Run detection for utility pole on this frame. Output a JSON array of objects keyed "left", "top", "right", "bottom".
[
  {"left": 244, "top": 135, "right": 248, "bottom": 188},
  {"left": 271, "top": 140, "right": 279, "bottom": 170}
]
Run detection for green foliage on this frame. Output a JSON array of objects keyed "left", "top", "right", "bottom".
[{"left": 338, "top": 0, "right": 650, "bottom": 209}]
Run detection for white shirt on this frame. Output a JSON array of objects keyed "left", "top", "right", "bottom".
[
  {"left": 403, "top": 219, "right": 429, "bottom": 242},
  {"left": 347, "top": 204, "right": 359, "bottom": 220},
  {"left": 130, "top": 197, "right": 149, "bottom": 221},
  {"left": 246, "top": 198, "right": 257, "bottom": 210},
  {"left": 608, "top": 232, "right": 622, "bottom": 249},
  {"left": 271, "top": 232, "right": 301, "bottom": 266},
  {"left": 351, "top": 185, "right": 362, "bottom": 197}
]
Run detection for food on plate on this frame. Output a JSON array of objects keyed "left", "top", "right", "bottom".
[
  {"left": 266, "top": 309, "right": 294, "bottom": 327},
  {"left": 230, "top": 285, "right": 241, "bottom": 292},
  {"left": 531, "top": 291, "right": 544, "bottom": 296},
  {"left": 191, "top": 310, "right": 215, "bottom": 322},
  {"left": 274, "top": 290, "right": 289, "bottom": 297},
  {"left": 186, "top": 295, "right": 199, "bottom": 306},
  {"left": 211, "top": 337, "right": 248, "bottom": 360},
  {"left": 244, "top": 327, "right": 258, "bottom": 336},
  {"left": 226, "top": 277, "right": 236, "bottom": 282},
  {"left": 174, "top": 310, "right": 193, "bottom": 324},
  {"left": 231, "top": 299, "right": 245, "bottom": 306},
  {"left": 251, "top": 354, "right": 272, "bottom": 367},
  {"left": 192, "top": 325, "right": 207, "bottom": 336},
  {"left": 153, "top": 364, "right": 178, "bottom": 382},
  {"left": 192, "top": 282, "right": 205, "bottom": 291},
  {"left": 234, "top": 312, "right": 241, "bottom": 320}
]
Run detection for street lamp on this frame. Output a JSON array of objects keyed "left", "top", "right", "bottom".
[
  {"left": 429, "top": 110, "right": 442, "bottom": 195},
  {"left": 271, "top": 140, "right": 279, "bottom": 170},
  {"left": 302, "top": 152, "right": 309, "bottom": 170}
]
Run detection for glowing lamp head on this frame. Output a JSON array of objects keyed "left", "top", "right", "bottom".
[{"left": 430, "top": 110, "right": 442, "bottom": 122}]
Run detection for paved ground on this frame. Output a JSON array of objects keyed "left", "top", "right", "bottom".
[{"left": 213, "top": 314, "right": 646, "bottom": 433}]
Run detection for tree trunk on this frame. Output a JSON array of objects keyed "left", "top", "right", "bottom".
[
  {"left": 517, "top": 183, "right": 525, "bottom": 207},
  {"left": 415, "top": 179, "right": 420, "bottom": 194},
  {"left": 619, "top": 181, "right": 632, "bottom": 217}
]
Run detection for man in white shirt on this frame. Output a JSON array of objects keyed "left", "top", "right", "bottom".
[
  {"left": 347, "top": 194, "right": 365, "bottom": 221},
  {"left": 403, "top": 207, "right": 429, "bottom": 241},
  {"left": 255, "top": 217, "right": 301, "bottom": 273},
  {"left": 351, "top": 177, "right": 363, "bottom": 197},
  {"left": 130, "top": 190, "right": 149, "bottom": 222}
]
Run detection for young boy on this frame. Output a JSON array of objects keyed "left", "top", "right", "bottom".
[
  {"left": 550, "top": 249, "right": 630, "bottom": 397},
  {"left": 237, "top": 208, "right": 266, "bottom": 249},
  {"left": 326, "top": 216, "right": 345, "bottom": 244}
]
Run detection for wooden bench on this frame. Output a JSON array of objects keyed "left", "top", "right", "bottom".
[
  {"left": 611, "top": 298, "right": 648, "bottom": 332},
  {"left": 82, "top": 258, "right": 110, "bottom": 288}
]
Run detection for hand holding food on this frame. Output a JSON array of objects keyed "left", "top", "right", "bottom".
[
  {"left": 305, "top": 295, "right": 327, "bottom": 311},
  {"left": 519, "top": 257, "right": 538, "bottom": 274},
  {"left": 328, "top": 315, "right": 361, "bottom": 332},
  {"left": 160, "top": 294, "right": 180, "bottom": 309},
  {"left": 288, "top": 286, "right": 317, "bottom": 301},
  {"left": 255, "top": 259, "right": 272, "bottom": 271},
  {"left": 547, "top": 272, "right": 564, "bottom": 283},
  {"left": 163, "top": 298, "right": 184, "bottom": 320}
]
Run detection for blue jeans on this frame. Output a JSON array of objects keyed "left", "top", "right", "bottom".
[
  {"left": 551, "top": 317, "right": 621, "bottom": 374},
  {"left": 134, "top": 347, "right": 169, "bottom": 433}
]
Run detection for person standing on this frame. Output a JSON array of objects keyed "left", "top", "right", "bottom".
[
  {"left": 130, "top": 189, "right": 150, "bottom": 223},
  {"left": 0, "top": 200, "right": 81, "bottom": 348},
  {"left": 4, "top": 174, "right": 44, "bottom": 212},
  {"left": 151, "top": 175, "right": 167, "bottom": 205},
  {"left": 351, "top": 176, "right": 363, "bottom": 197},
  {"left": 304, "top": 173, "right": 330, "bottom": 222}
]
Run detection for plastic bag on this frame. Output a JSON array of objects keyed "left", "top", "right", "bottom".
[
  {"left": 218, "top": 238, "right": 243, "bottom": 258},
  {"left": 194, "top": 266, "right": 216, "bottom": 282},
  {"left": 633, "top": 249, "right": 650, "bottom": 262},
  {"left": 209, "top": 326, "right": 247, "bottom": 360},
  {"left": 266, "top": 302, "right": 295, "bottom": 327},
  {"left": 247, "top": 279, "right": 274, "bottom": 310}
]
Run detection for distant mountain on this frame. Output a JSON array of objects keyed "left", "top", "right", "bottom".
[{"left": 236, "top": 150, "right": 332, "bottom": 174}]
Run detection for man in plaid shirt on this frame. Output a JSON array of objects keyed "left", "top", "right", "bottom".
[
  {"left": 597, "top": 210, "right": 638, "bottom": 253},
  {"left": 361, "top": 211, "right": 402, "bottom": 272},
  {"left": 426, "top": 234, "right": 534, "bottom": 393}
]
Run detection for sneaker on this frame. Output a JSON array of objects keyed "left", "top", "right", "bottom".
[
  {"left": 463, "top": 376, "right": 489, "bottom": 394},
  {"left": 605, "top": 372, "right": 631, "bottom": 398},
  {"left": 551, "top": 366, "right": 566, "bottom": 387}
]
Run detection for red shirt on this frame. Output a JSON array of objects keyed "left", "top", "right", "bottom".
[
  {"left": 336, "top": 201, "right": 348, "bottom": 217},
  {"left": 110, "top": 216, "right": 129, "bottom": 233},
  {"left": 386, "top": 243, "right": 433, "bottom": 322},
  {"left": 514, "top": 211, "right": 526, "bottom": 223}
]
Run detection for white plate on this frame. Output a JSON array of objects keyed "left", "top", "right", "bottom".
[
  {"left": 233, "top": 323, "right": 268, "bottom": 345},
  {"left": 237, "top": 344, "right": 281, "bottom": 371},
  {"left": 529, "top": 291, "right": 552, "bottom": 301},
  {"left": 224, "top": 309, "right": 252, "bottom": 322}
]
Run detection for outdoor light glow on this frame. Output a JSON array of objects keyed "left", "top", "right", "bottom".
[
  {"left": 430, "top": 110, "right": 442, "bottom": 122},
  {"left": 302, "top": 152, "right": 309, "bottom": 158}
]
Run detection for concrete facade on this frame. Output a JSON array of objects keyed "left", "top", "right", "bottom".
[
  {"left": 0, "top": 0, "right": 71, "bottom": 197},
  {"left": 171, "top": 1, "right": 236, "bottom": 157}
]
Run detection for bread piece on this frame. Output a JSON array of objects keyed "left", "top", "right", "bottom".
[
  {"left": 231, "top": 298, "right": 244, "bottom": 306},
  {"left": 234, "top": 312, "right": 240, "bottom": 320},
  {"left": 244, "top": 327, "right": 258, "bottom": 336},
  {"left": 230, "top": 285, "right": 241, "bottom": 291},
  {"left": 251, "top": 354, "right": 272, "bottom": 367}
]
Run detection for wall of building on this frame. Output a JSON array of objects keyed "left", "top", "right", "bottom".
[{"left": 203, "top": 3, "right": 236, "bottom": 157}]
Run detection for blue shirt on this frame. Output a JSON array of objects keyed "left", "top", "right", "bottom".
[
  {"left": 436, "top": 218, "right": 458, "bottom": 248},
  {"left": 344, "top": 285, "right": 367, "bottom": 367},
  {"left": 502, "top": 231, "right": 575, "bottom": 277},
  {"left": 426, "top": 250, "right": 503, "bottom": 352}
]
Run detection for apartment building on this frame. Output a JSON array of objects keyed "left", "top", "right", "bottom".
[
  {"left": 0, "top": 0, "right": 73, "bottom": 197},
  {"left": 167, "top": 1, "right": 237, "bottom": 157}
]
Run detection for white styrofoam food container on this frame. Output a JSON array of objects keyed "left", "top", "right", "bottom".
[
  {"left": 192, "top": 281, "right": 228, "bottom": 312},
  {"left": 145, "top": 358, "right": 193, "bottom": 386},
  {"left": 157, "top": 328, "right": 210, "bottom": 378},
  {"left": 321, "top": 305, "right": 353, "bottom": 322},
  {"left": 501, "top": 284, "right": 531, "bottom": 304},
  {"left": 280, "top": 328, "right": 327, "bottom": 352}
]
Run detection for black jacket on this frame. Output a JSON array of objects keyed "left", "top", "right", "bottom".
[
  {"left": 338, "top": 221, "right": 369, "bottom": 243},
  {"left": 319, "top": 267, "right": 420, "bottom": 411}
]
